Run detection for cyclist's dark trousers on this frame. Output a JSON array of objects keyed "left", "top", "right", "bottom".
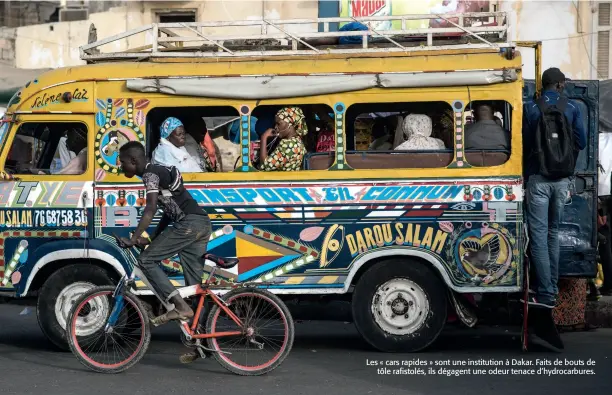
[{"left": 136, "top": 214, "right": 212, "bottom": 302}]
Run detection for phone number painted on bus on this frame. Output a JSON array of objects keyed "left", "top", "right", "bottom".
[{"left": 0, "top": 209, "right": 87, "bottom": 228}]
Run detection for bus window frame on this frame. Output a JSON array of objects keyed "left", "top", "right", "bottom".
[
  {"left": 0, "top": 115, "right": 94, "bottom": 181},
  {"left": 124, "top": 84, "right": 522, "bottom": 183}
]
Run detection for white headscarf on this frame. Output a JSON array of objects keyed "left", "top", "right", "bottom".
[
  {"left": 394, "top": 114, "right": 445, "bottom": 151},
  {"left": 152, "top": 138, "right": 202, "bottom": 173}
]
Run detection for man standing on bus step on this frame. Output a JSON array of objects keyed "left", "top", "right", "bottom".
[{"left": 521, "top": 68, "right": 586, "bottom": 347}]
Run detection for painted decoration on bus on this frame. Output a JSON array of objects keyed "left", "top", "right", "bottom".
[
  {"left": 94, "top": 97, "right": 149, "bottom": 181},
  {"left": 93, "top": 180, "right": 522, "bottom": 290},
  {"left": 0, "top": 179, "right": 522, "bottom": 292},
  {"left": 339, "top": 0, "right": 491, "bottom": 30}
]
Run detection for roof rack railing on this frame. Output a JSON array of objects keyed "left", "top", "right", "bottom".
[{"left": 80, "top": 12, "right": 511, "bottom": 62}]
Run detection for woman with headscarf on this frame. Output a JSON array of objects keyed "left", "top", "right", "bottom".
[
  {"left": 394, "top": 114, "right": 446, "bottom": 151},
  {"left": 259, "top": 107, "right": 308, "bottom": 171},
  {"left": 152, "top": 117, "right": 202, "bottom": 173}
]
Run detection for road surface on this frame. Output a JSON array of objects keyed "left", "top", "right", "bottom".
[{"left": 0, "top": 304, "right": 609, "bottom": 395}]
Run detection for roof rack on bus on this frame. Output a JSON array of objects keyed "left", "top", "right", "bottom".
[{"left": 80, "top": 12, "right": 511, "bottom": 62}]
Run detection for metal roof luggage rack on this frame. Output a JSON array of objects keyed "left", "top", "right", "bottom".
[{"left": 80, "top": 12, "right": 511, "bottom": 62}]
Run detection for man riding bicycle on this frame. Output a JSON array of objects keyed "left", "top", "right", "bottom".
[{"left": 118, "top": 141, "right": 212, "bottom": 328}]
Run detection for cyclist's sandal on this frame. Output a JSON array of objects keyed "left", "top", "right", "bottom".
[
  {"left": 151, "top": 295, "right": 194, "bottom": 326},
  {"left": 179, "top": 351, "right": 200, "bottom": 364}
]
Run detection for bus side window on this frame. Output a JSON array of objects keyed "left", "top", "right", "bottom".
[
  {"left": 252, "top": 104, "right": 335, "bottom": 172},
  {"left": 4, "top": 122, "right": 88, "bottom": 175},
  {"left": 146, "top": 106, "right": 240, "bottom": 173},
  {"left": 338, "top": 101, "right": 454, "bottom": 170},
  {"left": 464, "top": 100, "right": 512, "bottom": 167}
]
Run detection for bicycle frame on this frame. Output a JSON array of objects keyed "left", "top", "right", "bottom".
[{"left": 105, "top": 263, "right": 246, "bottom": 344}]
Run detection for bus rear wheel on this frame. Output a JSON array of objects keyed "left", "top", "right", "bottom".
[{"left": 352, "top": 259, "right": 447, "bottom": 352}]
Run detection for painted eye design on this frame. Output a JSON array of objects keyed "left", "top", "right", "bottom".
[{"left": 451, "top": 202, "right": 476, "bottom": 211}]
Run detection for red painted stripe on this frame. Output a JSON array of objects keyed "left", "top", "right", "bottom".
[
  {"left": 239, "top": 213, "right": 275, "bottom": 220},
  {"left": 403, "top": 210, "right": 444, "bottom": 217}
]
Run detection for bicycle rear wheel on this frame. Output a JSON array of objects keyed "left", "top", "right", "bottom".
[
  {"left": 66, "top": 286, "right": 151, "bottom": 373},
  {"left": 205, "top": 288, "right": 294, "bottom": 376}
]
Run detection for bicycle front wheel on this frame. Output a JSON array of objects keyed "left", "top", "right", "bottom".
[
  {"left": 205, "top": 288, "right": 294, "bottom": 376},
  {"left": 66, "top": 286, "right": 151, "bottom": 373}
]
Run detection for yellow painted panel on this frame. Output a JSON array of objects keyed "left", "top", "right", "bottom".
[
  {"left": 19, "top": 82, "right": 94, "bottom": 114},
  {"left": 284, "top": 276, "right": 306, "bottom": 285},
  {"left": 210, "top": 214, "right": 237, "bottom": 219},
  {"left": 274, "top": 213, "right": 298, "bottom": 219},
  {"left": 236, "top": 237, "right": 283, "bottom": 258},
  {"left": 318, "top": 276, "right": 339, "bottom": 284}
]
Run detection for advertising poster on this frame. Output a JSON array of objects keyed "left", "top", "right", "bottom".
[{"left": 339, "top": 0, "right": 491, "bottom": 30}]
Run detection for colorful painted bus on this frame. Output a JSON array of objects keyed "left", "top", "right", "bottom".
[{"left": 0, "top": 14, "right": 598, "bottom": 352}]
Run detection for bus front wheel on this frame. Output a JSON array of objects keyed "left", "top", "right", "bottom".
[
  {"left": 37, "top": 264, "right": 113, "bottom": 351},
  {"left": 351, "top": 259, "right": 447, "bottom": 352}
]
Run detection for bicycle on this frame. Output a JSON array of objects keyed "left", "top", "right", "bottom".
[{"left": 66, "top": 234, "right": 295, "bottom": 375}]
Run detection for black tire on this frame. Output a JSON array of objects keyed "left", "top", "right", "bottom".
[
  {"left": 66, "top": 286, "right": 151, "bottom": 374},
  {"left": 205, "top": 288, "right": 294, "bottom": 376},
  {"left": 352, "top": 259, "right": 447, "bottom": 352},
  {"left": 37, "top": 264, "right": 113, "bottom": 351}
]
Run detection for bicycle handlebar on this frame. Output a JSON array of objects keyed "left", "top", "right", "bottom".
[{"left": 113, "top": 233, "right": 129, "bottom": 249}]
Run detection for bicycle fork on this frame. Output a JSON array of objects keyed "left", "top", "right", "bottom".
[{"left": 104, "top": 275, "right": 128, "bottom": 333}]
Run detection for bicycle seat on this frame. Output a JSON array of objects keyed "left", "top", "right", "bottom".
[{"left": 204, "top": 253, "right": 239, "bottom": 270}]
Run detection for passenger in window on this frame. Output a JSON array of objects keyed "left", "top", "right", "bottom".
[
  {"left": 369, "top": 118, "right": 392, "bottom": 150},
  {"left": 464, "top": 103, "right": 510, "bottom": 151},
  {"left": 394, "top": 114, "right": 445, "bottom": 151},
  {"left": 58, "top": 132, "right": 76, "bottom": 168},
  {"left": 314, "top": 119, "right": 335, "bottom": 152},
  {"left": 259, "top": 107, "right": 307, "bottom": 171},
  {"left": 183, "top": 117, "right": 221, "bottom": 172},
  {"left": 58, "top": 127, "right": 87, "bottom": 175},
  {"left": 152, "top": 117, "right": 202, "bottom": 173}
]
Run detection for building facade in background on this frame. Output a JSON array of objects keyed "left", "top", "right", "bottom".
[{"left": 0, "top": 0, "right": 609, "bottom": 81}]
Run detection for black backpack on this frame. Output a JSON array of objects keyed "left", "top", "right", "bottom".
[{"left": 533, "top": 96, "right": 576, "bottom": 179}]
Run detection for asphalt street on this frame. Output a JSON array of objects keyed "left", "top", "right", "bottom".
[{"left": 0, "top": 303, "right": 610, "bottom": 395}]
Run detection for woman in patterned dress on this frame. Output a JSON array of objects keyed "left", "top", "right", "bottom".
[{"left": 259, "top": 107, "right": 308, "bottom": 171}]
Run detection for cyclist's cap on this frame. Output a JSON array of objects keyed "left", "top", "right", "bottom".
[{"left": 542, "top": 67, "right": 567, "bottom": 86}]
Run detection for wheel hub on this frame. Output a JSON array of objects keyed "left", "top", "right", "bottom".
[
  {"left": 390, "top": 294, "right": 411, "bottom": 316},
  {"left": 55, "top": 282, "right": 109, "bottom": 336},
  {"left": 371, "top": 278, "right": 429, "bottom": 336}
]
